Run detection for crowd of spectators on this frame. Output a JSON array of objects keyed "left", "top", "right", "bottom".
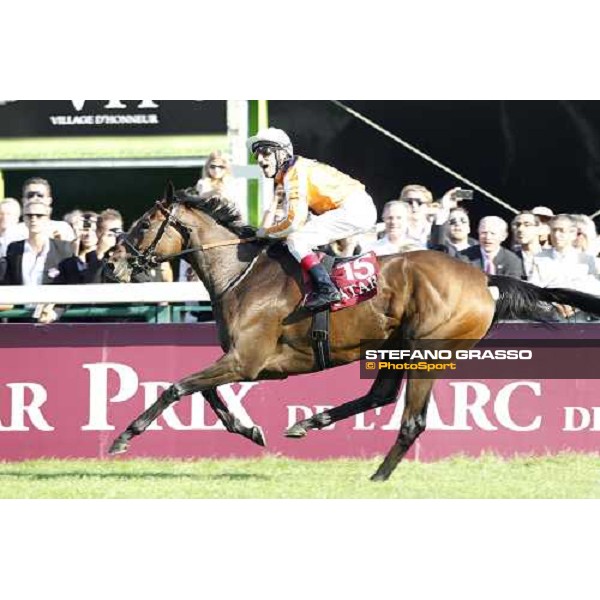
[
  {"left": 3, "top": 167, "right": 600, "bottom": 323},
  {"left": 0, "top": 158, "right": 241, "bottom": 322},
  {"left": 343, "top": 184, "right": 600, "bottom": 320},
  {"left": 0, "top": 177, "right": 170, "bottom": 321}
]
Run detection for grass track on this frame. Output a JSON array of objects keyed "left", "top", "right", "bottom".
[
  {"left": 0, "top": 135, "right": 228, "bottom": 160},
  {"left": 0, "top": 453, "right": 599, "bottom": 499}
]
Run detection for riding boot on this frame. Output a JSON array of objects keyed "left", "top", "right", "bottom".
[{"left": 304, "top": 262, "right": 342, "bottom": 311}]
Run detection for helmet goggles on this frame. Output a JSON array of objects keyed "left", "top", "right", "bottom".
[{"left": 251, "top": 140, "right": 283, "bottom": 156}]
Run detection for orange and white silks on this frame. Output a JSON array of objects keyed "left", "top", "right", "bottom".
[{"left": 263, "top": 156, "right": 366, "bottom": 238}]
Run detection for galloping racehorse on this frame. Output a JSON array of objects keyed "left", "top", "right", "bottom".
[{"left": 104, "top": 185, "right": 600, "bottom": 481}]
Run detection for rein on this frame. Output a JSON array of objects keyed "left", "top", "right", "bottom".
[{"left": 159, "top": 236, "right": 258, "bottom": 262}]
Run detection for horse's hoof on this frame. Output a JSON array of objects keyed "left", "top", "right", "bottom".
[
  {"left": 108, "top": 438, "right": 129, "bottom": 455},
  {"left": 284, "top": 423, "right": 307, "bottom": 439},
  {"left": 370, "top": 471, "right": 390, "bottom": 482},
  {"left": 251, "top": 426, "right": 266, "bottom": 447}
]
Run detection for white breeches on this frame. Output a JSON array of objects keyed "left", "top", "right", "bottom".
[{"left": 285, "top": 191, "right": 377, "bottom": 261}]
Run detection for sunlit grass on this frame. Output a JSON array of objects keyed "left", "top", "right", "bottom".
[
  {"left": 1, "top": 453, "right": 598, "bottom": 499},
  {"left": 0, "top": 135, "right": 228, "bottom": 160}
]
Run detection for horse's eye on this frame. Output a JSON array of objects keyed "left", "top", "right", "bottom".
[{"left": 140, "top": 220, "right": 151, "bottom": 231}]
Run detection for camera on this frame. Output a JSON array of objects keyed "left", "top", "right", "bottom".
[
  {"left": 82, "top": 213, "right": 96, "bottom": 230},
  {"left": 452, "top": 189, "right": 474, "bottom": 201}
]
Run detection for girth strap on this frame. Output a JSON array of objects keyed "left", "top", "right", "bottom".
[
  {"left": 310, "top": 254, "right": 335, "bottom": 370},
  {"left": 311, "top": 309, "right": 332, "bottom": 370}
]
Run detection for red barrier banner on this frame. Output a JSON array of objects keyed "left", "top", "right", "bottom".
[{"left": 1, "top": 323, "right": 600, "bottom": 461}]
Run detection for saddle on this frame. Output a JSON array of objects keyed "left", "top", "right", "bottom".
[{"left": 307, "top": 251, "right": 381, "bottom": 370}]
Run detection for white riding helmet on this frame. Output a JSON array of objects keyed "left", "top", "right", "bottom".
[{"left": 247, "top": 127, "right": 294, "bottom": 156}]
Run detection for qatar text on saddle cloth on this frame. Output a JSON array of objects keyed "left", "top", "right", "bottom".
[{"left": 302, "top": 251, "right": 380, "bottom": 311}]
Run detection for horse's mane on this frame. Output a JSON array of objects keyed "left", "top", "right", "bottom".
[{"left": 175, "top": 188, "right": 258, "bottom": 238}]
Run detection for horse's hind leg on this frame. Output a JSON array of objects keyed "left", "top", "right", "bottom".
[
  {"left": 370, "top": 375, "right": 434, "bottom": 482},
  {"left": 204, "top": 388, "right": 266, "bottom": 447},
  {"left": 285, "top": 370, "right": 404, "bottom": 438}
]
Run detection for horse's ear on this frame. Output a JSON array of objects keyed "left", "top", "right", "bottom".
[{"left": 165, "top": 181, "right": 175, "bottom": 204}]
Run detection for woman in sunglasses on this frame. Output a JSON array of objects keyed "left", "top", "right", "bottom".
[{"left": 195, "top": 151, "right": 236, "bottom": 204}]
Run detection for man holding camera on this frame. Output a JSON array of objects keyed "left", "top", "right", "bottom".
[
  {"left": 429, "top": 187, "right": 477, "bottom": 256},
  {"left": 55, "top": 212, "right": 102, "bottom": 284},
  {"left": 96, "top": 209, "right": 124, "bottom": 258}
]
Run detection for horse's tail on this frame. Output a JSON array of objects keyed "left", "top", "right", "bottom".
[{"left": 488, "top": 274, "right": 600, "bottom": 323}]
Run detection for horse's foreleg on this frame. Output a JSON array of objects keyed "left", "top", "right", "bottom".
[
  {"left": 107, "top": 383, "right": 183, "bottom": 455},
  {"left": 108, "top": 354, "right": 243, "bottom": 456},
  {"left": 285, "top": 371, "right": 404, "bottom": 438},
  {"left": 203, "top": 388, "right": 266, "bottom": 447},
  {"left": 370, "top": 375, "right": 434, "bottom": 482}
]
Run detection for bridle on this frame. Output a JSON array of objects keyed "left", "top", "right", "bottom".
[
  {"left": 119, "top": 198, "right": 258, "bottom": 278},
  {"left": 121, "top": 200, "right": 194, "bottom": 274}
]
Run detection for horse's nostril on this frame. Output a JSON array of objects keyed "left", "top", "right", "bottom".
[{"left": 106, "top": 263, "right": 115, "bottom": 272}]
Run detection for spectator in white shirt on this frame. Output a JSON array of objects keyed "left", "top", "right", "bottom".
[
  {"left": 18, "top": 177, "right": 76, "bottom": 242},
  {"left": 529, "top": 214, "right": 600, "bottom": 298},
  {"left": 571, "top": 214, "right": 599, "bottom": 258},
  {"left": 1, "top": 200, "right": 74, "bottom": 287},
  {"left": 364, "top": 200, "right": 421, "bottom": 256},
  {"left": 511, "top": 211, "right": 543, "bottom": 280},
  {"left": 399, "top": 184, "right": 433, "bottom": 249},
  {"left": 0, "top": 197, "right": 22, "bottom": 258}
]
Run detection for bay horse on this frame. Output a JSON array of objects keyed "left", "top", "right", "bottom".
[{"left": 104, "top": 184, "right": 600, "bottom": 481}]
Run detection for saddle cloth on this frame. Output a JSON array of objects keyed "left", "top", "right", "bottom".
[{"left": 304, "top": 251, "right": 380, "bottom": 311}]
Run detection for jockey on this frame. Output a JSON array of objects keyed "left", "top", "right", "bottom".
[{"left": 247, "top": 127, "right": 377, "bottom": 311}]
